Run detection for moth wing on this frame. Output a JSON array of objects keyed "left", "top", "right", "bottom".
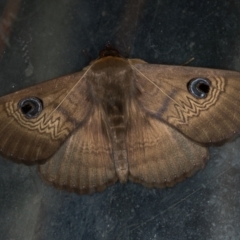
[
  {"left": 130, "top": 60, "right": 240, "bottom": 144},
  {"left": 0, "top": 70, "right": 92, "bottom": 163},
  {"left": 39, "top": 107, "right": 118, "bottom": 194},
  {"left": 127, "top": 101, "right": 209, "bottom": 188}
]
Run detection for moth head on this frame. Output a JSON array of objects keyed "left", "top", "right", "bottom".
[
  {"left": 187, "top": 78, "right": 211, "bottom": 98},
  {"left": 18, "top": 97, "right": 43, "bottom": 118},
  {"left": 98, "top": 45, "right": 120, "bottom": 58}
]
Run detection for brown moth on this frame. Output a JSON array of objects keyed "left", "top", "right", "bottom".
[{"left": 0, "top": 46, "right": 240, "bottom": 194}]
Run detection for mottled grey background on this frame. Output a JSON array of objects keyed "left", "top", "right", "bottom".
[{"left": 0, "top": 1, "right": 240, "bottom": 239}]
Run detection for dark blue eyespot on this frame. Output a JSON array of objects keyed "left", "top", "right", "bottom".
[
  {"left": 18, "top": 97, "right": 43, "bottom": 118},
  {"left": 187, "top": 78, "right": 210, "bottom": 98}
]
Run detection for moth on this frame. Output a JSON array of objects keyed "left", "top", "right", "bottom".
[{"left": 0, "top": 46, "right": 240, "bottom": 194}]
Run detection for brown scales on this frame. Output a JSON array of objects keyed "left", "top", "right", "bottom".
[{"left": 0, "top": 47, "right": 240, "bottom": 194}]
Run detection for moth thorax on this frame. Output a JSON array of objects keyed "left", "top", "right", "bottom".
[{"left": 90, "top": 58, "right": 134, "bottom": 102}]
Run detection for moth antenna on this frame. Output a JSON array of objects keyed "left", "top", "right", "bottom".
[
  {"left": 47, "top": 65, "right": 93, "bottom": 119},
  {"left": 130, "top": 62, "right": 181, "bottom": 107},
  {"left": 182, "top": 57, "right": 195, "bottom": 66}
]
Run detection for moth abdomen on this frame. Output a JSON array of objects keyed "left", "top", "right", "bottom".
[
  {"left": 110, "top": 125, "right": 128, "bottom": 183},
  {"left": 105, "top": 100, "right": 129, "bottom": 183}
]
